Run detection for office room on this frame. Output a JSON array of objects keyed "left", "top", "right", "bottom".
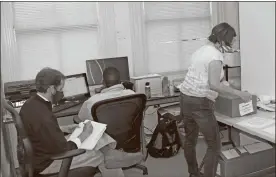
[{"left": 1, "top": 1, "right": 275, "bottom": 177}]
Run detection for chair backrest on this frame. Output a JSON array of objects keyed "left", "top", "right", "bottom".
[
  {"left": 3, "top": 99, "right": 34, "bottom": 177},
  {"left": 91, "top": 93, "right": 146, "bottom": 152}
]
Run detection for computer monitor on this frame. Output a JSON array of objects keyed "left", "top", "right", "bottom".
[
  {"left": 62, "top": 73, "right": 90, "bottom": 99},
  {"left": 86, "top": 56, "right": 130, "bottom": 86}
]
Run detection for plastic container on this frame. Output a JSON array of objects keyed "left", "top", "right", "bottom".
[
  {"left": 162, "top": 76, "right": 170, "bottom": 96},
  {"left": 145, "top": 82, "right": 151, "bottom": 99}
]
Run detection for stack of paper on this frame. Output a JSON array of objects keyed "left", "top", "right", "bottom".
[
  {"left": 244, "top": 142, "right": 273, "bottom": 154},
  {"left": 221, "top": 149, "right": 240, "bottom": 159},
  {"left": 236, "top": 117, "right": 275, "bottom": 129},
  {"left": 263, "top": 125, "right": 275, "bottom": 135},
  {"left": 68, "top": 120, "right": 107, "bottom": 150}
]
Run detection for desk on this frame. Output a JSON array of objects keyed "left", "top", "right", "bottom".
[
  {"left": 54, "top": 104, "right": 83, "bottom": 118},
  {"left": 161, "top": 104, "right": 275, "bottom": 144},
  {"left": 54, "top": 93, "right": 181, "bottom": 118}
]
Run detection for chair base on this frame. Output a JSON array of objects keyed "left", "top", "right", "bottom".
[{"left": 123, "top": 164, "right": 148, "bottom": 175}]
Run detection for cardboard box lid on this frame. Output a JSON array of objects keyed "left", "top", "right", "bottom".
[{"left": 218, "top": 92, "right": 240, "bottom": 99}]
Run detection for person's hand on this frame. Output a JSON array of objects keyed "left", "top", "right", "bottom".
[
  {"left": 237, "top": 91, "right": 252, "bottom": 102},
  {"left": 78, "top": 121, "right": 93, "bottom": 142},
  {"left": 83, "top": 121, "right": 93, "bottom": 134},
  {"left": 60, "top": 124, "right": 78, "bottom": 134}
]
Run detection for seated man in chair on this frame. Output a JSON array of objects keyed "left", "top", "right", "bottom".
[
  {"left": 78, "top": 67, "right": 135, "bottom": 121},
  {"left": 19, "top": 67, "right": 142, "bottom": 177}
]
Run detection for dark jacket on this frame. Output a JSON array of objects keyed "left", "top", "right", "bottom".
[{"left": 19, "top": 94, "right": 77, "bottom": 173}]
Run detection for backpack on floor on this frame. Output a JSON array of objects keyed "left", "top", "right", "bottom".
[{"left": 146, "top": 118, "right": 181, "bottom": 158}]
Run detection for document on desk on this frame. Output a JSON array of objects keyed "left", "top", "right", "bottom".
[
  {"left": 239, "top": 100, "right": 254, "bottom": 116},
  {"left": 263, "top": 125, "right": 275, "bottom": 135},
  {"left": 236, "top": 117, "right": 275, "bottom": 129},
  {"left": 68, "top": 120, "right": 107, "bottom": 150},
  {"left": 221, "top": 149, "right": 240, "bottom": 159},
  {"left": 244, "top": 142, "right": 273, "bottom": 154}
]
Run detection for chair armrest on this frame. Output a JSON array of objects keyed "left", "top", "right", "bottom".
[
  {"left": 51, "top": 149, "right": 86, "bottom": 160},
  {"left": 73, "top": 115, "right": 82, "bottom": 124}
]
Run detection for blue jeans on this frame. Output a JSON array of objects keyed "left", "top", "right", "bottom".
[{"left": 180, "top": 93, "right": 221, "bottom": 177}]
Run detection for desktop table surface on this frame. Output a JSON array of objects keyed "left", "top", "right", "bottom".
[{"left": 54, "top": 93, "right": 181, "bottom": 118}]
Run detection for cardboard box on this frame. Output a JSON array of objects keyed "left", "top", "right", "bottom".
[
  {"left": 215, "top": 93, "right": 257, "bottom": 117},
  {"left": 230, "top": 127, "right": 263, "bottom": 147},
  {"left": 217, "top": 146, "right": 275, "bottom": 177}
]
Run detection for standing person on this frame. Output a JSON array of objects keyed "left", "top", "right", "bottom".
[{"left": 179, "top": 22, "right": 252, "bottom": 177}]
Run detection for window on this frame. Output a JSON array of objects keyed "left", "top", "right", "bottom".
[
  {"left": 143, "top": 2, "right": 212, "bottom": 73},
  {"left": 13, "top": 2, "right": 98, "bottom": 80}
]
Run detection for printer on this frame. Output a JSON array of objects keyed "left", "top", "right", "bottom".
[{"left": 4, "top": 80, "right": 37, "bottom": 107}]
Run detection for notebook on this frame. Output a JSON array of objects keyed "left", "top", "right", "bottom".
[{"left": 68, "top": 120, "right": 107, "bottom": 150}]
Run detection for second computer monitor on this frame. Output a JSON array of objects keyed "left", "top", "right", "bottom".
[{"left": 86, "top": 56, "right": 130, "bottom": 86}]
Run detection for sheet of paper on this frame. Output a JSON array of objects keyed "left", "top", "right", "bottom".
[
  {"left": 216, "top": 163, "right": 221, "bottom": 175},
  {"left": 244, "top": 142, "right": 273, "bottom": 154},
  {"left": 263, "top": 125, "right": 275, "bottom": 135},
  {"left": 236, "top": 117, "right": 275, "bottom": 129},
  {"left": 236, "top": 147, "right": 247, "bottom": 154},
  {"left": 222, "top": 149, "right": 240, "bottom": 159},
  {"left": 68, "top": 120, "right": 107, "bottom": 150},
  {"left": 239, "top": 100, "right": 254, "bottom": 116}
]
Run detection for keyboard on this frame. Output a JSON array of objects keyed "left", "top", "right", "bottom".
[{"left": 52, "top": 101, "right": 82, "bottom": 113}]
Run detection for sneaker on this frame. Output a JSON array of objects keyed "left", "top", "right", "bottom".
[{"left": 104, "top": 149, "right": 143, "bottom": 169}]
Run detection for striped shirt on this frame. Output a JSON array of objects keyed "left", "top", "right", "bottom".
[{"left": 179, "top": 43, "right": 224, "bottom": 102}]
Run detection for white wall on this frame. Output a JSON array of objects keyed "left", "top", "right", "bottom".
[
  {"left": 114, "top": 2, "right": 134, "bottom": 77},
  {"left": 239, "top": 2, "right": 275, "bottom": 97}
]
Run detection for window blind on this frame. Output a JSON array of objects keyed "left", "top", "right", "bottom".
[
  {"left": 144, "top": 2, "right": 212, "bottom": 73},
  {"left": 13, "top": 2, "right": 98, "bottom": 80}
]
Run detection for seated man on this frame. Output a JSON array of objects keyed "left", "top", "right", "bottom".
[
  {"left": 19, "top": 67, "right": 142, "bottom": 177},
  {"left": 78, "top": 67, "right": 135, "bottom": 121}
]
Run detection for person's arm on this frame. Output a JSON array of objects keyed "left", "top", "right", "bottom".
[
  {"left": 78, "top": 101, "right": 94, "bottom": 121},
  {"left": 37, "top": 119, "right": 78, "bottom": 153},
  {"left": 38, "top": 117, "right": 93, "bottom": 153},
  {"left": 208, "top": 60, "right": 251, "bottom": 102}
]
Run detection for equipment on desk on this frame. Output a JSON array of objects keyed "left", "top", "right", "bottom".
[
  {"left": 172, "top": 78, "right": 184, "bottom": 93},
  {"left": 162, "top": 76, "right": 170, "bottom": 96},
  {"left": 86, "top": 56, "right": 130, "bottom": 86},
  {"left": 257, "top": 96, "right": 275, "bottom": 112},
  {"left": 145, "top": 82, "right": 151, "bottom": 99},
  {"left": 52, "top": 101, "right": 82, "bottom": 113},
  {"left": 131, "top": 74, "right": 163, "bottom": 97},
  {"left": 4, "top": 79, "right": 37, "bottom": 107},
  {"left": 53, "top": 73, "right": 90, "bottom": 113},
  {"left": 122, "top": 80, "right": 134, "bottom": 90},
  {"left": 215, "top": 93, "right": 258, "bottom": 117}
]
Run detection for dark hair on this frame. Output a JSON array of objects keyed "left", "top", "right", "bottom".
[
  {"left": 35, "top": 67, "right": 65, "bottom": 93},
  {"left": 208, "top": 22, "right": 237, "bottom": 47},
  {"left": 103, "top": 67, "right": 120, "bottom": 87}
]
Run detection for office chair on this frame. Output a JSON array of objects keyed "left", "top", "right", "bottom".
[
  {"left": 2, "top": 100, "right": 97, "bottom": 177},
  {"left": 91, "top": 93, "right": 148, "bottom": 175}
]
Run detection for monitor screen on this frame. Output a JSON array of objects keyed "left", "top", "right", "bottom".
[
  {"left": 63, "top": 74, "right": 89, "bottom": 98},
  {"left": 86, "top": 56, "right": 130, "bottom": 86}
]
